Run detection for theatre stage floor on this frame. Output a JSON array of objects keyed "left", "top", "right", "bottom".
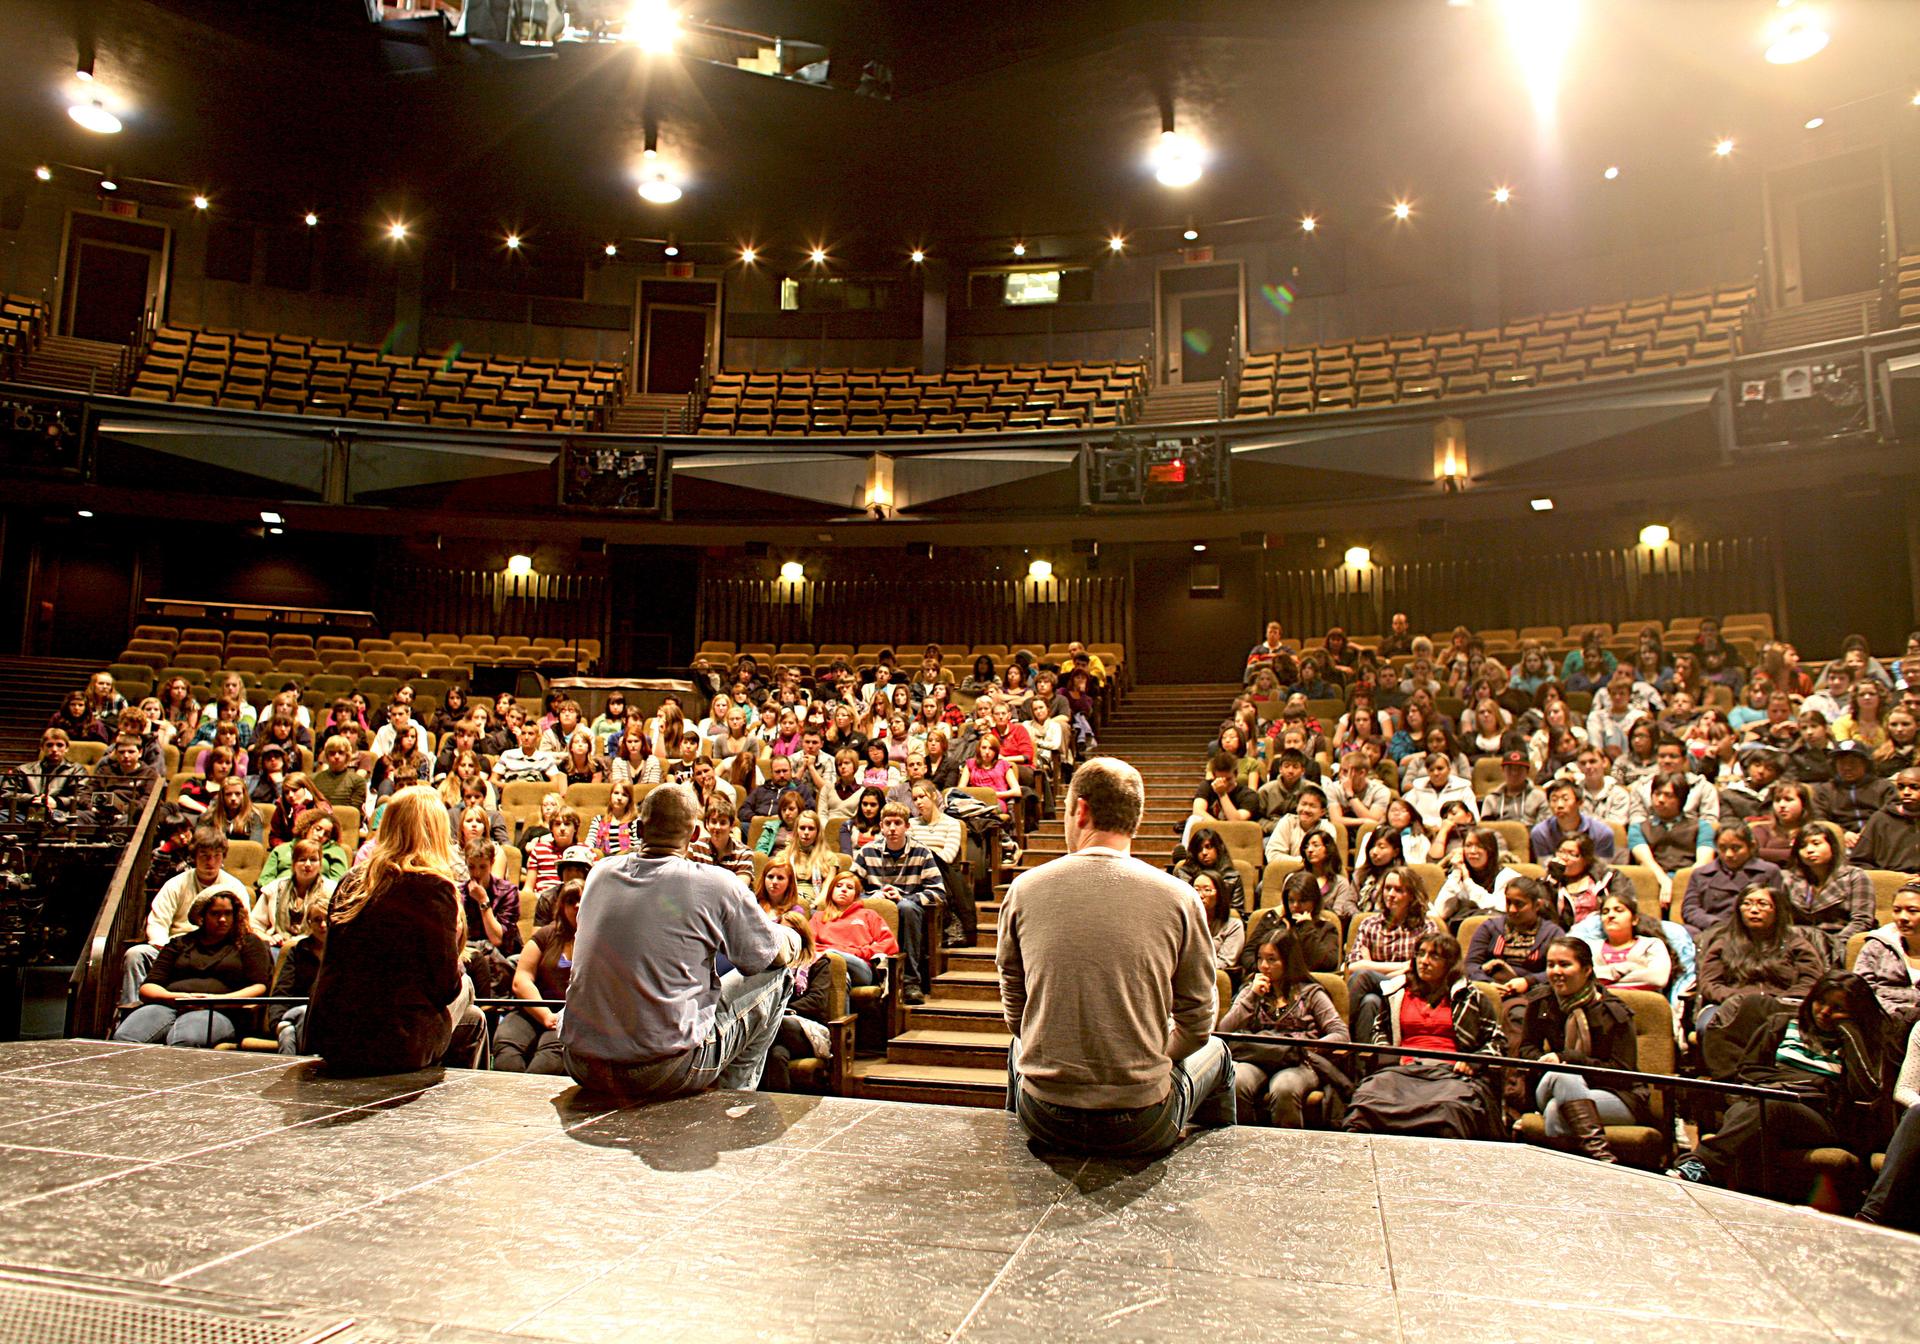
[{"left": 0, "top": 1040, "right": 1914, "bottom": 1344}]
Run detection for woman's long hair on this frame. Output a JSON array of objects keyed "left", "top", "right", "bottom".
[
  {"left": 1787, "top": 819, "right": 1850, "bottom": 893},
  {"left": 1717, "top": 884, "right": 1796, "bottom": 984},
  {"left": 331, "top": 786, "right": 463, "bottom": 947}
]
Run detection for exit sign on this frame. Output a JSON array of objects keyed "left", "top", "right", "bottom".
[{"left": 1181, "top": 245, "right": 1214, "bottom": 264}]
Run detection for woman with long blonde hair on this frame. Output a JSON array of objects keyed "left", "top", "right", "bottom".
[
  {"left": 305, "top": 785, "right": 486, "bottom": 1073},
  {"left": 782, "top": 809, "right": 838, "bottom": 907}
]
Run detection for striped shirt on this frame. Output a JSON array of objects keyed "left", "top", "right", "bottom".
[{"left": 853, "top": 837, "right": 946, "bottom": 902}]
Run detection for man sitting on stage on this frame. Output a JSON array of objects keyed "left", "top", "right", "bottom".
[
  {"left": 561, "top": 784, "right": 795, "bottom": 1099},
  {"left": 997, "top": 757, "right": 1233, "bottom": 1156}
]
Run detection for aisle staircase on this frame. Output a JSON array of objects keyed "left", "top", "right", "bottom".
[
  {"left": 849, "top": 682, "right": 1239, "bottom": 1107},
  {"left": 12, "top": 336, "right": 128, "bottom": 395},
  {"left": 1135, "top": 380, "right": 1224, "bottom": 425},
  {"left": 602, "top": 391, "right": 692, "bottom": 434},
  {"left": 0, "top": 656, "right": 106, "bottom": 766}
]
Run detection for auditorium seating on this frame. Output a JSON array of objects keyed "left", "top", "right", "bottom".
[
  {"left": 1233, "top": 283, "right": 1757, "bottom": 418},
  {"left": 0, "top": 293, "right": 49, "bottom": 367},
  {"left": 695, "top": 638, "right": 1128, "bottom": 686},
  {"left": 692, "top": 360, "right": 1147, "bottom": 436},
  {"left": 126, "top": 325, "right": 625, "bottom": 431},
  {"left": 1895, "top": 251, "right": 1920, "bottom": 330}
]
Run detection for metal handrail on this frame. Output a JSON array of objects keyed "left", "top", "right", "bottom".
[{"left": 65, "top": 780, "right": 166, "bottom": 1040}]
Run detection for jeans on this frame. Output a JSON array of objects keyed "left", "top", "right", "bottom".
[
  {"left": 1535, "top": 1071, "right": 1636, "bottom": 1137},
  {"left": 1006, "top": 1032, "right": 1235, "bottom": 1157},
  {"left": 493, "top": 1011, "right": 566, "bottom": 1074},
  {"left": 114, "top": 1002, "right": 243, "bottom": 1048},
  {"left": 1234, "top": 1062, "right": 1317, "bottom": 1129},
  {"left": 1347, "top": 970, "right": 1388, "bottom": 1046},
  {"left": 1857, "top": 1103, "right": 1920, "bottom": 1230},
  {"left": 564, "top": 966, "right": 794, "bottom": 1099},
  {"left": 826, "top": 950, "right": 877, "bottom": 987},
  {"left": 896, "top": 895, "right": 928, "bottom": 992},
  {"left": 120, "top": 944, "right": 160, "bottom": 1009},
  {"left": 276, "top": 1005, "right": 307, "bottom": 1055}
]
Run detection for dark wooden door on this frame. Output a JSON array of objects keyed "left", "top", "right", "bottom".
[
  {"left": 69, "top": 243, "right": 152, "bottom": 344},
  {"left": 644, "top": 305, "right": 710, "bottom": 393}
]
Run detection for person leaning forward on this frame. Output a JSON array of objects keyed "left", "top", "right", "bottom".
[{"left": 998, "top": 757, "right": 1235, "bottom": 1156}]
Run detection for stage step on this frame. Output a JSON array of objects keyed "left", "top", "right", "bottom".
[
  {"left": 886, "top": 1028, "right": 1014, "bottom": 1070},
  {"left": 847, "top": 1059, "right": 1006, "bottom": 1106}
]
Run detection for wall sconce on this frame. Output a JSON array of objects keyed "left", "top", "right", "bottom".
[
  {"left": 1433, "top": 417, "right": 1467, "bottom": 493},
  {"left": 1027, "top": 559, "right": 1053, "bottom": 581},
  {"left": 1639, "top": 523, "right": 1671, "bottom": 548},
  {"left": 506, "top": 553, "right": 533, "bottom": 577},
  {"left": 863, "top": 454, "right": 896, "bottom": 519},
  {"left": 779, "top": 561, "right": 805, "bottom": 582},
  {"left": 1344, "top": 546, "right": 1372, "bottom": 569}
]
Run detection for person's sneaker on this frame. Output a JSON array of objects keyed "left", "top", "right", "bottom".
[
  {"left": 1665, "top": 1157, "right": 1711, "bottom": 1183},
  {"left": 902, "top": 982, "right": 926, "bottom": 1005}
]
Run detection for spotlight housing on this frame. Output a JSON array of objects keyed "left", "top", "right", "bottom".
[
  {"left": 1300, "top": 215, "right": 1317, "bottom": 233},
  {"left": 779, "top": 561, "right": 805, "bottom": 582},
  {"left": 1151, "top": 129, "right": 1203, "bottom": 188},
  {"left": 34, "top": 166, "right": 51, "bottom": 182},
  {"left": 1027, "top": 559, "right": 1053, "bottom": 581},
  {"left": 67, "top": 99, "right": 121, "bottom": 134},
  {"left": 638, "top": 173, "right": 682, "bottom": 203},
  {"left": 192, "top": 194, "right": 208, "bottom": 210},
  {"left": 304, "top": 212, "right": 318, "bottom": 227}
]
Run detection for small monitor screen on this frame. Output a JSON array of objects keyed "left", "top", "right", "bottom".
[{"left": 1004, "top": 271, "right": 1061, "bottom": 306}]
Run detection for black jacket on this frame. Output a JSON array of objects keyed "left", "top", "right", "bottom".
[{"left": 1516, "top": 984, "right": 1652, "bottom": 1124}]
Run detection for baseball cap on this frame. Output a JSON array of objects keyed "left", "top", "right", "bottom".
[
  {"left": 1501, "top": 750, "right": 1529, "bottom": 766},
  {"left": 559, "top": 845, "right": 597, "bottom": 868},
  {"left": 1830, "top": 739, "right": 1873, "bottom": 761}
]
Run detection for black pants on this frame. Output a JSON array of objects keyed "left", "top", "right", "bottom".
[
  {"left": 1698, "top": 1097, "right": 1837, "bottom": 1196},
  {"left": 761, "top": 1017, "right": 824, "bottom": 1092},
  {"left": 937, "top": 855, "right": 977, "bottom": 943},
  {"left": 492, "top": 1011, "right": 565, "bottom": 1074}
]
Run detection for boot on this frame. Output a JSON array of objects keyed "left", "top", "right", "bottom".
[{"left": 1560, "top": 1098, "right": 1617, "bottom": 1164}]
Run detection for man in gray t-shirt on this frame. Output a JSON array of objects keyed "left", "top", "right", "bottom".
[
  {"left": 998, "top": 758, "right": 1234, "bottom": 1156},
  {"left": 562, "top": 784, "right": 794, "bottom": 1098}
]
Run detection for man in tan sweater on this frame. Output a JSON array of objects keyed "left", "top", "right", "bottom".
[{"left": 997, "top": 758, "right": 1233, "bottom": 1155}]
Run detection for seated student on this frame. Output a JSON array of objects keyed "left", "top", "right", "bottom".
[
  {"left": 1344, "top": 865, "right": 1442, "bottom": 1045},
  {"left": 1515, "top": 936, "right": 1652, "bottom": 1163},
  {"left": 1682, "top": 821, "right": 1784, "bottom": 934},
  {"left": 460, "top": 836, "right": 523, "bottom": 998},
  {"left": 92, "top": 732, "right": 161, "bottom": 802},
  {"left": 1479, "top": 751, "right": 1548, "bottom": 827},
  {"left": 258, "top": 808, "right": 350, "bottom": 888},
  {"left": 1582, "top": 889, "right": 1679, "bottom": 995},
  {"left": 743, "top": 753, "right": 809, "bottom": 819},
  {"left": 113, "top": 889, "right": 272, "bottom": 1049},
  {"left": 852, "top": 800, "right": 946, "bottom": 1005},
  {"left": 687, "top": 790, "right": 756, "bottom": 887},
  {"left": 1221, "top": 925, "right": 1349, "bottom": 1128},
  {"left": 1402, "top": 751, "right": 1477, "bottom": 827},
  {"left": 1355, "top": 796, "right": 1433, "bottom": 878},
  {"left": 1814, "top": 740, "right": 1893, "bottom": 841},
  {"left": 48, "top": 689, "right": 110, "bottom": 746},
  {"left": 1541, "top": 831, "right": 1619, "bottom": 929},
  {"left": 1850, "top": 766, "right": 1920, "bottom": 874},
  {"left": 1670, "top": 972, "right": 1887, "bottom": 1194},
  {"left": 310, "top": 735, "right": 370, "bottom": 814},
  {"left": 523, "top": 806, "right": 582, "bottom": 893},
  {"left": 1854, "top": 880, "right": 1920, "bottom": 1032},
  {"left": 1193, "top": 871, "right": 1245, "bottom": 975},
  {"left": 1342, "top": 931, "right": 1501, "bottom": 1139},
  {"left": 1170, "top": 826, "right": 1247, "bottom": 919},
  {"left": 1696, "top": 884, "right": 1829, "bottom": 1078},
  {"left": 493, "top": 877, "right": 579, "bottom": 1075},
  {"left": 1431, "top": 825, "right": 1520, "bottom": 925},
  {"left": 493, "top": 720, "right": 566, "bottom": 790},
  {"left": 1263, "top": 784, "right": 1338, "bottom": 864},
  {"left": 210, "top": 777, "right": 266, "bottom": 846},
  {"left": 531, "top": 846, "right": 594, "bottom": 926},
  {"left": 1875, "top": 708, "right": 1920, "bottom": 778},
  {"left": 122, "top": 826, "right": 250, "bottom": 1008},
  {"left": 836, "top": 786, "right": 886, "bottom": 858},
  {"left": 19, "top": 727, "right": 90, "bottom": 810},
  {"left": 269, "top": 896, "right": 328, "bottom": 1054},
  {"left": 1297, "top": 830, "right": 1356, "bottom": 923},
  {"left": 811, "top": 868, "right": 898, "bottom": 988},
  {"left": 249, "top": 836, "right": 336, "bottom": 948},
  {"left": 1857, "top": 1012, "right": 1920, "bottom": 1230},
  {"left": 1781, "top": 819, "right": 1876, "bottom": 963},
  {"left": 1530, "top": 778, "right": 1618, "bottom": 862},
  {"left": 761, "top": 908, "right": 839, "bottom": 1093},
  {"left": 1324, "top": 747, "right": 1389, "bottom": 826},
  {"left": 1465, "top": 876, "right": 1567, "bottom": 1002},
  {"left": 1241, "top": 870, "right": 1343, "bottom": 978},
  {"left": 1628, "top": 774, "right": 1715, "bottom": 912},
  {"left": 1749, "top": 779, "right": 1814, "bottom": 869},
  {"left": 1566, "top": 745, "right": 1634, "bottom": 829}
]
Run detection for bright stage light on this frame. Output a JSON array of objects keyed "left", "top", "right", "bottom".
[
  {"left": 1765, "top": 7, "right": 1829, "bottom": 64},
  {"left": 1714, "top": 137, "right": 1736, "bottom": 157},
  {"left": 1639, "top": 523, "right": 1670, "bottom": 548},
  {"left": 621, "top": 0, "right": 680, "bottom": 52},
  {"left": 1152, "top": 129, "right": 1204, "bottom": 188},
  {"left": 1300, "top": 215, "right": 1317, "bottom": 233},
  {"left": 1392, "top": 199, "right": 1413, "bottom": 221},
  {"left": 1501, "top": 0, "right": 1580, "bottom": 126},
  {"left": 1492, "top": 185, "right": 1512, "bottom": 204},
  {"left": 68, "top": 99, "right": 121, "bottom": 134},
  {"left": 1344, "top": 546, "right": 1371, "bottom": 569},
  {"left": 638, "top": 173, "right": 682, "bottom": 203}
]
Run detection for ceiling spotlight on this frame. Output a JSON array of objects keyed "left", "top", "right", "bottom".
[
  {"left": 1344, "top": 545, "right": 1371, "bottom": 569},
  {"left": 604, "top": 242, "right": 618, "bottom": 257},
  {"left": 621, "top": 0, "right": 681, "bottom": 53},
  {"left": 76, "top": 509, "right": 94, "bottom": 519},
  {"left": 1300, "top": 214, "right": 1317, "bottom": 233},
  {"left": 1713, "top": 137, "right": 1736, "bottom": 157},
  {"left": 664, "top": 242, "right": 680, "bottom": 256},
  {"left": 505, "top": 233, "right": 521, "bottom": 250},
  {"left": 809, "top": 246, "right": 827, "bottom": 264},
  {"left": 1182, "top": 228, "right": 1198, "bottom": 241},
  {"left": 76, "top": 53, "right": 94, "bottom": 82},
  {"left": 1192, "top": 543, "right": 1207, "bottom": 553},
  {"left": 304, "top": 212, "right": 318, "bottom": 227},
  {"left": 1530, "top": 497, "right": 1554, "bottom": 512},
  {"left": 67, "top": 98, "right": 121, "bottom": 134},
  {"left": 1912, "top": 91, "right": 1920, "bottom": 106},
  {"left": 388, "top": 221, "right": 408, "bottom": 240},
  {"left": 268, "top": 527, "right": 285, "bottom": 536},
  {"left": 779, "top": 561, "right": 805, "bottom": 582},
  {"left": 34, "top": 165, "right": 51, "bottom": 182},
  {"left": 1765, "top": 7, "right": 1829, "bottom": 64},
  {"left": 1492, "top": 185, "right": 1512, "bottom": 204},
  {"left": 1107, "top": 236, "right": 1125, "bottom": 253},
  {"left": 910, "top": 248, "right": 926, "bottom": 263},
  {"left": 99, "top": 174, "right": 117, "bottom": 192},
  {"left": 1391, "top": 199, "right": 1413, "bottom": 221},
  {"left": 1639, "top": 523, "right": 1670, "bottom": 548},
  {"left": 1603, "top": 165, "right": 1620, "bottom": 180},
  {"left": 638, "top": 173, "right": 682, "bottom": 203},
  {"left": 1012, "top": 241, "right": 1027, "bottom": 256},
  {"left": 739, "top": 246, "right": 757, "bottom": 264},
  {"left": 507, "top": 553, "right": 534, "bottom": 577},
  {"left": 192, "top": 194, "right": 209, "bottom": 210},
  {"left": 1152, "top": 128, "right": 1203, "bottom": 188},
  {"left": 260, "top": 510, "right": 283, "bottom": 525},
  {"left": 1803, "top": 115, "right": 1824, "bottom": 130}
]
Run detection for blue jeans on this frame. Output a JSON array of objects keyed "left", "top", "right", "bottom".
[
  {"left": 564, "top": 966, "right": 794, "bottom": 1099},
  {"left": 114, "top": 1002, "right": 243, "bottom": 1048},
  {"left": 1858, "top": 1102, "right": 1920, "bottom": 1230},
  {"left": 825, "top": 950, "right": 876, "bottom": 987},
  {"left": 896, "top": 895, "right": 927, "bottom": 992},
  {"left": 1006, "top": 1032, "right": 1235, "bottom": 1157},
  {"left": 1535, "top": 1070, "right": 1636, "bottom": 1137},
  {"left": 1347, "top": 970, "right": 1388, "bottom": 1046}
]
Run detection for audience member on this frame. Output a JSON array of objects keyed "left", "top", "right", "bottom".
[
  {"left": 1856, "top": 1015, "right": 1920, "bottom": 1230},
  {"left": 1402, "top": 751, "right": 1476, "bottom": 826},
  {"left": 852, "top": 801, "right": 946, "bottom": 1004},
  {"left": 1344, "top": 866, "right": 1442, "bottom": 1044},
  {"left": 1852, "top": 880, "right": 1920, "bottom": 1031},
  {"left": 1241, "top": 870, "right": 1342, "bottom": 976},
  {"left": 493, "top": 877, "right": 579, "bottom": 1075},
  {"left": 1343, "top": 931, "right": 1499, "bottom": 1139},
  {"left": 249, "top": 836, "right": 336, "bottom": 947},
  {"left": 112, "top": 889, "right": 271, "bottom": 1049},
  {"left": 1515, "top": 936, "right": 1649, "bottom": 1162},
  {"left": 1221, "top": 926, "right": 1348, "bottom": 1128},
  {"left": 1814, "top": 741, "right": 1892, "bottom": 839},
  {"left": 1530, "top": 778, "right": 1617, "bottom": 862},
  {"left": 1850, "top": 766, "right": 1920, "bottom": 873},
  {"left": 1681, "top": 821, "right": 1784, "bottom": 934}
]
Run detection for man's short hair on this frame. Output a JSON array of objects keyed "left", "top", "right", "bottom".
[
  {"left": 322, "top": 734, "right": 353, "bottom": 757},
  {"left": 1067, "top": 758, "right": 1144, "bottom": 836},
  {"left": 1276, "top": 748, "right": 1309, "bottom": 769},
  {"left": 114, "top": 733, "right": 142, "bottom": 750},
  {"left": 1546, "top": 778, "right": 1580, "bottom": 802},
  {"left": 639, "top": 783, "right": 699, "bottom": 848},
  {"left": 879, "top": 801, "right": 912, "bottom": 823},
  {"left": 1296, "top": 784, "right": 1327, "bottom": 809},
  {"left": 465, "top": 837, "right": 495, "bottom": 872},
  {"left": 1208, "top": 752, "right": 1237, "bottom": 776},
  {"left": 190, "top": 825, "right": 228, "bottom": 857}
]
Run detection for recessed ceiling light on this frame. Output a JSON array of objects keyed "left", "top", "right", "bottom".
[
  {"left": 910, "top": 248, "right": 926, "bottom": 262},
  {"left": 638, "top": 173, "right": 682, "bottom": 203},
  {"left": 1182, "top": 228, "right": 1198, "bottom": 241},
  {"left": 1012, "top": 241, "right": 1027, "bottom": 256},
  {"left": 388, "top": 221, "right": 408, "bottom": 240},
  {"left": 604, "top": 242, "right": 618, "bottom": 256},
  {"left": 1299, "top": 215, "right": 1317, "bottom": 233},
  {"left": 1765, "top": 10, "right": 1829, "bottom": 64},
  {"left": 1107, "top": 236, "right": 1124, "bottom": 253},
  {"left": 304, "top": 212, "right": 318, "bottom": 227},
  {"left": 1530, "top": 497, "right": 1554, "bottom": 511},
  {"left": 809, "top": 246, "right": 827, "bottom": 263},
  {"left": 1803, "top": 115, "right": 1824, "bottom": 129},
  {"left": 1603, "top": 165, "right": 1620, "bottom": 180},
  {"left": 505, "top": 233, "right": 521, "bottom": 250},
  {"left": 1391, "top": 200, "right": 1413, "bottom": 220},
  {"left": 739, "top": 246, "right": 757, "bottom": 264},
  {"left": 1492, "top": 185, "right": 1512, "bottom": 203},
  {"left": 76, "top": 509, "right": 94, "bottom": 519},
  {"left": 34, "top": 166, "right": 51, "bottom": 182},
  {"left": 260, "top": 510, "right": 283, "bottom": 524},
  {"left": 192, "top": 194, "right": 208, "bottom": 210},
  {"left": 1713, "top": 137, "right": 1735, "bottom": 157},
  {"left": 67, "top": 99, "right": 121, "bottom": 134}
]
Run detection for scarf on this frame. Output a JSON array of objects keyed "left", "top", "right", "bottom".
[{"left": 1554, "top": 981, "right": 1600, "bottom": 1061}]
